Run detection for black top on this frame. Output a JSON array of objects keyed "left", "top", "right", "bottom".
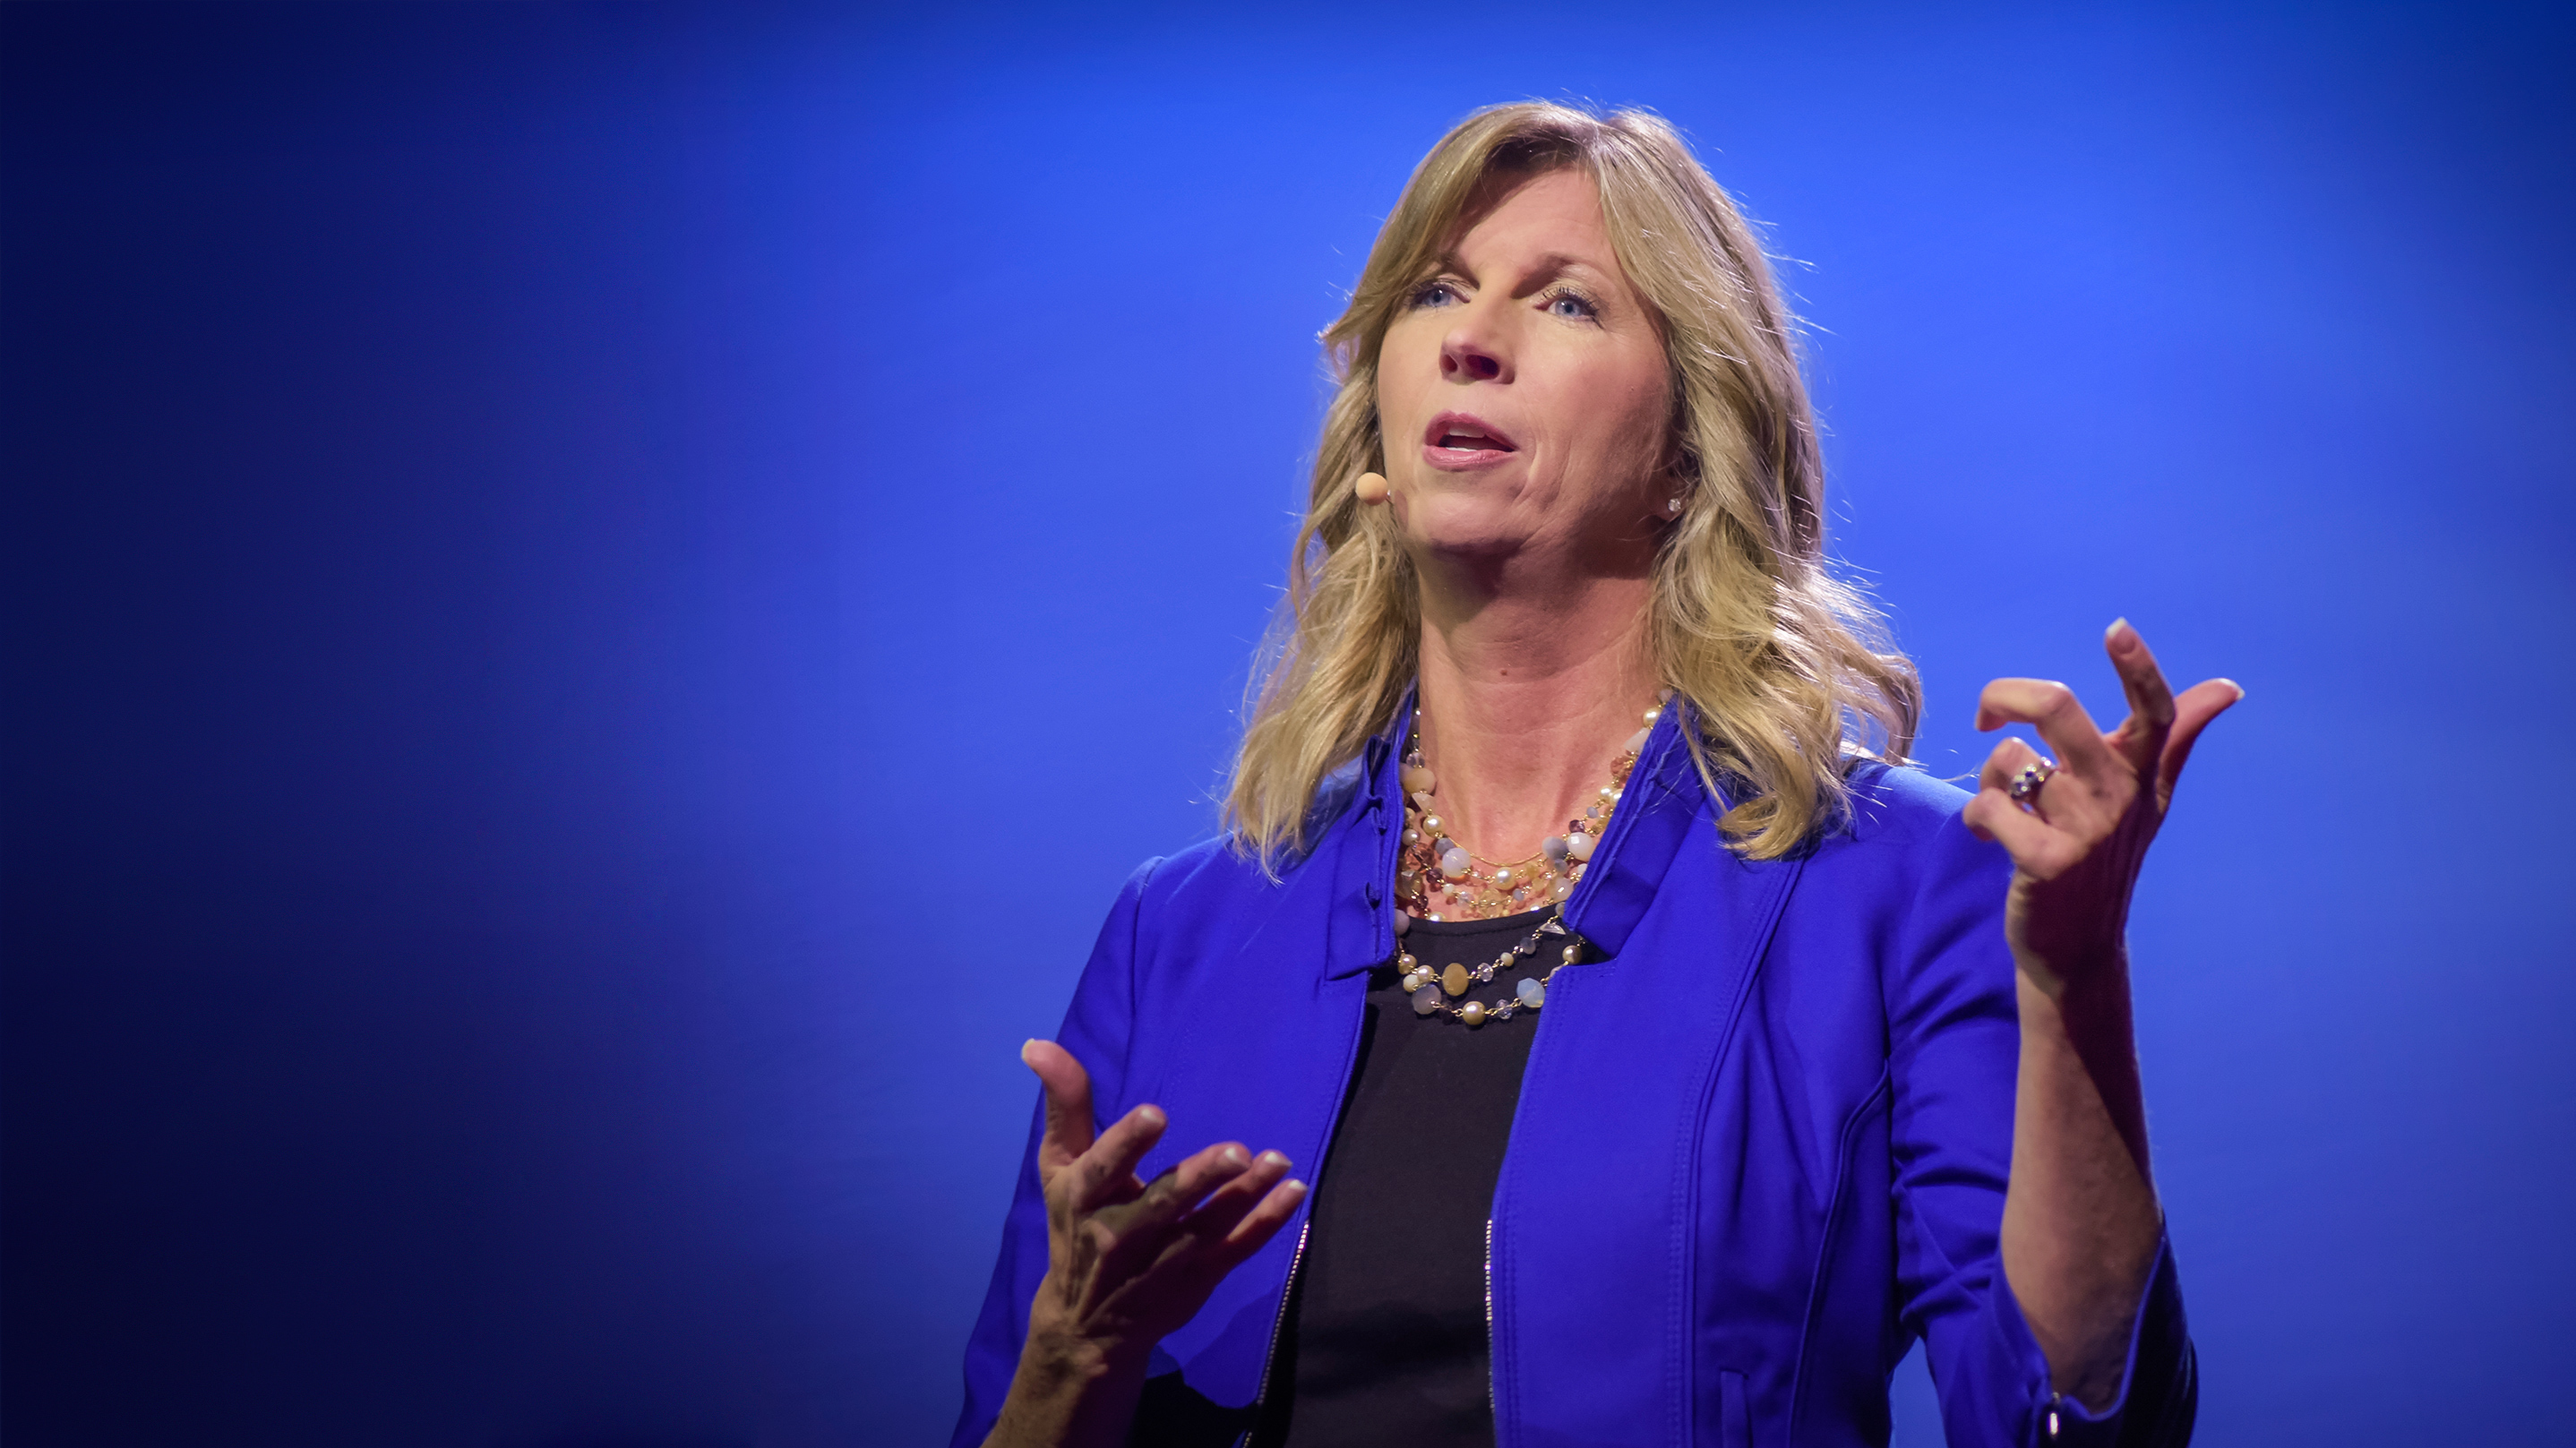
[{"left": 1250, "top": 907, "right": 1558, "bottom": 1448}]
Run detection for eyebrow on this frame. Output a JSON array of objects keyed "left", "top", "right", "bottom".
[{"left": 1429, "top": 249, "right": 1615, "bottom": 297}]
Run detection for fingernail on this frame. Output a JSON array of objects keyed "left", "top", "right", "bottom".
[
  {"left": 1137, "top": 1105, "right": 1165, "bottom": 1129},
  {"left": 2228, "top": 681, "right": 2247, "bottom": 703},
  {"left": 1284, "top": 1178, "right": 1309, "bottom": 1195},
  {"left": 1259, "top": 1151, "right": 1291, "bottom": 1169},
  {"left": 2106, "top": 617, "right": 2132, "bottom": 645},
  {"left": 1019, "top": 1039, "right": 1040, "bottom": 1065},
  {"left": 1222, "top": 1145, "right": 1249, "bottom": 1166}
]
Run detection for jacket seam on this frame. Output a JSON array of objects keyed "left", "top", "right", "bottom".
[
  {"left": 1123, "top": 855, "right": 1165, "bottom": 1116},
  {"left": 1785, "top": 1064, "right": 1893, "bottom": 1448}
]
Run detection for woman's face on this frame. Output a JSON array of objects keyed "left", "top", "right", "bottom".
[{"left": 1375, "top": 167, "right": 1672, "bottom": 576}]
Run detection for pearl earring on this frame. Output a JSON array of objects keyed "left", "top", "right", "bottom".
[{"left": 1355, "top": 472, "right": 1390, "bottom": 504}]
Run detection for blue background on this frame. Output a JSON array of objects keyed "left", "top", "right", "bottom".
[{"left": 4, "top": 4, "right": 2570, "bottom": 1444}]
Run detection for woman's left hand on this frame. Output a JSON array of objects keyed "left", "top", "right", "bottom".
[{"left": 1962, "top": 620, "right": 2242, "bottom": 998}]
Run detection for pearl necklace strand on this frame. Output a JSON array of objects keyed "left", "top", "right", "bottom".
[{"left": 1391, "top": 693, "right": 1671, "bottom": 1026}]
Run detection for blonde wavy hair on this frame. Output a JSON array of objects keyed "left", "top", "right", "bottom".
[{"left": 1225, "top": 101, "right": 1919, "bottom": 865}]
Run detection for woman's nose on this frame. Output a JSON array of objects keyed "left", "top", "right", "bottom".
[{"left": 1439, "top": 322, "right": 1509, "bottom": 383}]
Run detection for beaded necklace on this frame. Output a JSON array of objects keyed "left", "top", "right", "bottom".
[{"left": 1392, "top": 695, "right": 1670, "bottom": 1026}]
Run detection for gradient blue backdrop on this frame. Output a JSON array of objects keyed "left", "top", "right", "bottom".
[{"left": 4, "top": 4, "right": 2570, "bottom": 1444}]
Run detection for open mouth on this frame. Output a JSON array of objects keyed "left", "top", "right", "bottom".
[{"left": 1425, "top": 412, "right": 1518, "bottom": 455}]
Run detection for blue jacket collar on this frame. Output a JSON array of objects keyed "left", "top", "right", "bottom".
[
  {"left": 1318, "top": 686, "right": 1412, "bottom": 980},
  {"left": 1564, "top": 699, "right": 1719, "bottom": 957}
]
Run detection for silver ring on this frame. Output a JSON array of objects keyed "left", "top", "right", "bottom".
[{"left": 2008, "top": 762, "right": 2054, "bottom": 807}]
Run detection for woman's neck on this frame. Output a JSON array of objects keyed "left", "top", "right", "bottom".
[{"left": 1413, "top": 567, "right": 1661, "bottom": 865}]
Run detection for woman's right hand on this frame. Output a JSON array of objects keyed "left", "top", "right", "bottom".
[{"left": 983, "top": 1040, "right": 1307, "bottom": 1448}]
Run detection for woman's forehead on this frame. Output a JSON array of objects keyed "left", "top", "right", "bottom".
[{"left": 1453, "top": 169, "right": 1607, "bottom": 260}]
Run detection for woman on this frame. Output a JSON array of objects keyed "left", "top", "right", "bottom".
[{"left": 956, "top": 102, "right": 2232, "bottom": 1448}]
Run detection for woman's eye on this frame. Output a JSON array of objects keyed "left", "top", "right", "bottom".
[
  {"left": 1546, "top": 291, "right": 1598, "bottom": 321},
  {"left": 1412, "top": 281, "right": 1460, "bottom": 309}
]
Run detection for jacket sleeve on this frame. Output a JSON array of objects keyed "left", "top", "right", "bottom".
[
  {"left": 1887, "top": 815, "right": 2197, "bottom": 1448},
  {"left": 950, "top": 858, "right": 1162, "bottom": 1448}
]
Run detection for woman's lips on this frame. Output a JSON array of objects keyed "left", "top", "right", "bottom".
[{"left": 1421, "top": 411, "right": 1518, "bottom": 470}]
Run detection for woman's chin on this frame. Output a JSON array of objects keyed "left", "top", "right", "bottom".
[{"left": 1405, "top": 525, "right": 1539, "bottom": 574}]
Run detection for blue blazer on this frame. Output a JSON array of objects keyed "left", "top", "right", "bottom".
[{"left": 956, "top": 704, "right": 2194, "bottom": 1447}]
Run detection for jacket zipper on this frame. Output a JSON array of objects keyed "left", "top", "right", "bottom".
[
  {"left": 1484, "top": 1216, "right": 1498, "bottom": 1429},
  {"left": 1247, "top": 1219, "right": 1309, "bottom": 1418}
]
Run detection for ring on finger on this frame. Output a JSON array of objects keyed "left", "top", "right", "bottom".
[{"left": 2008, "top": 760, "right": 2055, "bottom": 807}]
